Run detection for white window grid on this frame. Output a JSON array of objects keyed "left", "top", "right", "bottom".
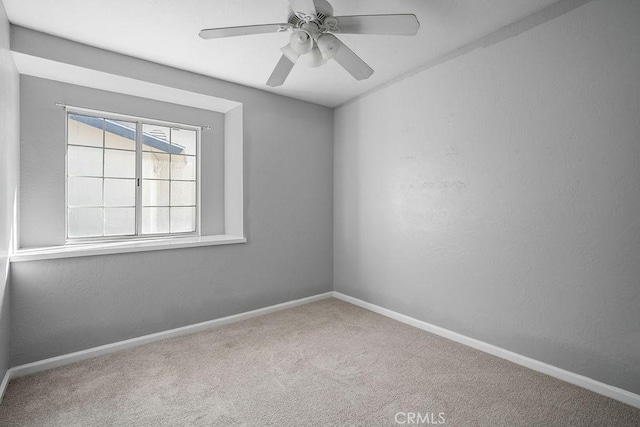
[{"left": 64, "top": 106, "right": 202, "bottom": 243}]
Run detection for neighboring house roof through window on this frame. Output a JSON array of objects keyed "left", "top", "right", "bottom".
[{"left": 70, "top": 114, "right": 184, "bottom": 154}]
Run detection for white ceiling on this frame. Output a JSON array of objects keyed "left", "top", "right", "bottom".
[{"left": 4, "top": 0, "right": 561, "bottom": 107}]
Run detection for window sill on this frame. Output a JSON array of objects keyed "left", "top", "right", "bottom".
[{"left": 10, "top": 234, "right": 247, "bottom": 263}]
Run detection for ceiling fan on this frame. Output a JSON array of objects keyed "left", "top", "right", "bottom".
[{"left": 199, "top": 0, "right": 420, "bottom": 87}]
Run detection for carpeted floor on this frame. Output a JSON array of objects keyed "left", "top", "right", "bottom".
[{"left": 0, "top": 298, "right": 638, "bottom": 426}]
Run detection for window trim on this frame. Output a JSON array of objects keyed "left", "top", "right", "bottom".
[
  {"left": 64, "top": 105, "right": 202, "bottom": 244},
  {"left": 10, "top": 54, "right": 245, "bottom": 260},
  {"left": 10, "top": 235, "right": 247, "bottom": 263}
]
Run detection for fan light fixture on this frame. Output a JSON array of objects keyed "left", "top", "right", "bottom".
[
  {"left": 306, "top": 47, "right": 327, "bottom": 68},
  {"left": 198, "top": 0, "right": 421, "bottom": 87},
  {"left": 317, "top": 33, "right": 340, "bottom": 60},
  {"left": 289, "top": 30, "right": 313, "bottom": 55},
  {"left": 281, "top": 44, "right": 300, "bottom": 63}
]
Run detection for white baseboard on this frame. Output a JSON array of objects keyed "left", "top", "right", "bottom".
[
  {"left": 332, "top": 292, "right": 640, "bottom": 409},
  {"left": 3, "top": 291, "right": 638, "bottom": 410},
  {"left": 0, "top": 369, "right": 10, "bottom": 405},
  {"left": 4, "top": 292, "right": 334, "bottom": 390}
]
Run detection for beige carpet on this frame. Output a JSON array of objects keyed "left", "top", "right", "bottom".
[{"left": 0, "top": 298, "right": 638, "bottom": 426}]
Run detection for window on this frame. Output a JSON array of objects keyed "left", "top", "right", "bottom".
[{"left": 66, "top": 109, "right": 200, "bottom": 241}]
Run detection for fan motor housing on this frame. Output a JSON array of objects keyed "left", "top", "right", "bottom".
[{"left": 287, "top": 0, "right": 334, "bottom": 26}]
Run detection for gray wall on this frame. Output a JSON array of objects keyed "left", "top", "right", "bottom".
[
  {"left": 0, "top": 1, "right": 19, "bottom": 381},
  {"left": 334, "top": 0, "right": 640, "bottom": 394},
  {"left": 19, "top": 76, "right": 225, "bottom": 248},
  {"left": 0, "top": 1, "right": 19, "bottom": 383},
  {"left": 10, "top": 28, "right": 333, "bottom": 365}
]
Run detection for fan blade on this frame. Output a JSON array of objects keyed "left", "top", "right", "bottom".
[
  {"left": 332, "top": 38, "right": 374, "bottom": 81},
  {"left": 281, "top": 44, "right": 300, "bottom": 63},
  {"left": 288, "top": 0, "right": 317, "bottom": 17},
  {"left": 333, "top": 14, "right": 420, "bottom": 35},
  {"left": 199, "top": 23, "right": 291, "bottom": 40},
  {"left": 266, "top": 55, "right": 296, "bottom": 87}
]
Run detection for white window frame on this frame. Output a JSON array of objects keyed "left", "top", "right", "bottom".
[
  {"left": 64, "top": 106, "right": 202, "bottom": 244},
  {"left": 9, "top": 58, "right": 245, "bottom": 262}
]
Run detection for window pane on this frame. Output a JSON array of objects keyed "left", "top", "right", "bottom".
[
  {"left": 68, "top": 207, "right": 103, "bottom": 238},
  {"left": 104, "top": 149, "right": 135, "bottom": 178},
  {"left": 142, "top": 180, "right": 169, "bottom": 206},
  {"left": 68, "top": 114, "right": 103, "bottom": 148},
  {"left": 171, "top": 155, "right": 196, "bottom": 181},
  {"left": 68, "top": 146, "right": 103, "bottom": 177},
  {"left": 170, "top": 181, "right": 196, "bottom": 206},
  {"left": 104, "top": 208, "right": 135, "bottom": 236},
  {"left": 67, "top": 113, "right": 200, "bottom": 240},
  {"left": 171, "top": 207, "right": 196, "bottom": 233},
  {"left": 143, "top": 152, "right": 170, "bottom": 179},
  {"left": 104, "top": 179, "right": 135, "bottom": 207},
  {"left": 142, "top": 124, "right": 171, "bottom": 152},
  {"left": 68, "top": 177, "right": 102, "bottom": 207},
  {"left": 171, "top": 128, "right": 197, "bottom": 155},
  {"left": 105, "top": 120, "right": 136, "bottom": 151},
  {"left": 142, "top": 207, "right": 170, "bottom": 234}
]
